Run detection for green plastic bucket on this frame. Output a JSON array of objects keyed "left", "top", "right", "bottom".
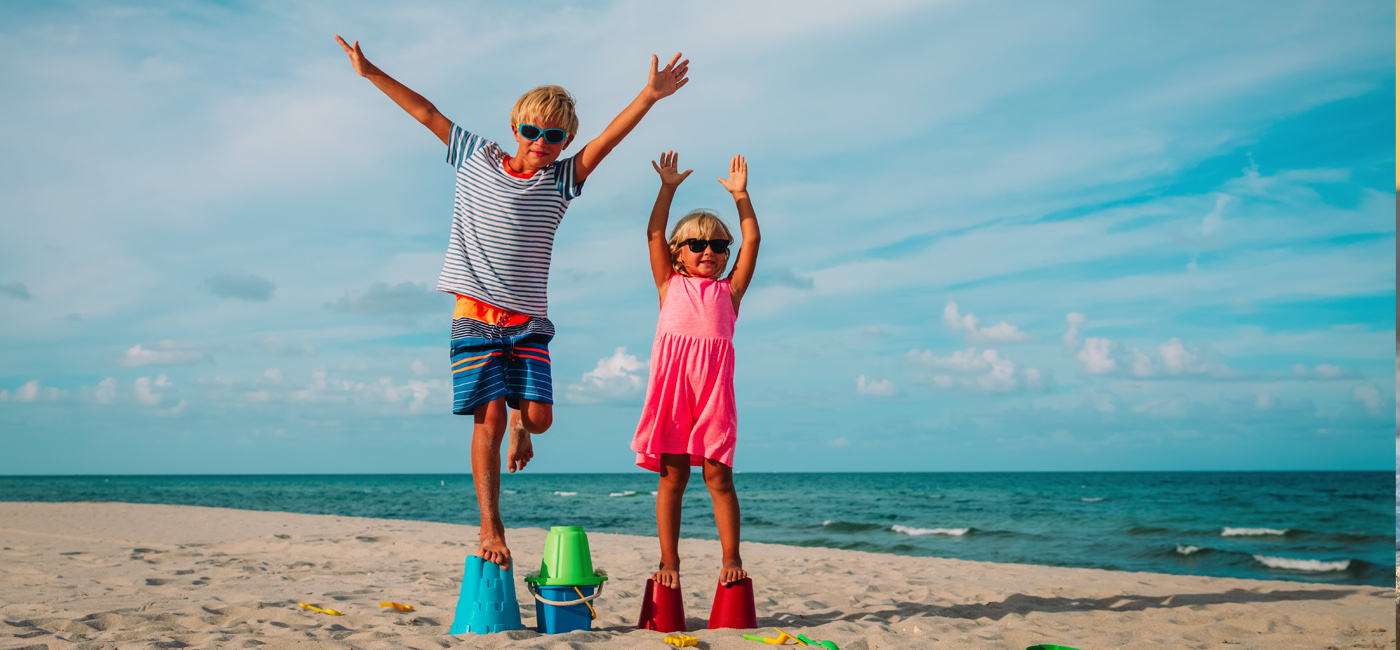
[
  {"left": 526, "top": 526, "right": 607, "bottom": 587},
  {"left": 1026, "top": 645, "right": 1083, "bottom": 650}
]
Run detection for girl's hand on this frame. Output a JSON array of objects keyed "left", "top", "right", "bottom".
[
  {"left": 651, "top": 150, "right": 693, "bottom": 187},
  {"left": 646, "top": 53, "right": 690, "bottom": 102},
  {"left": 717, "top": 154, "right": 747, "bottom": 195},
  {"left": 335, "top": 35, "right": 372, "bottom": 78}
]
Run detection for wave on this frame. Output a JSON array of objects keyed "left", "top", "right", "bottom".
[
  {"left": 1175, "top": 544, "right": 1204, "bottom": 556},
  {"left": 892, "top": 525, "right": 970, "bottom": 537},
  {"left": 1222, "top": 527, "right": 1289, "bottom": 537},
  {"left": 609, "top": 491, "right": 637, "bottom": 497},
  {"left": 1252, "top": 555, "right": 1351, "bottom": 572},
  {"left": 502, "top": 489, "right": 517, "bottom": 494},
  {"left": 820, "top": 520, "right": 885, "bottom": 533},
  {"left": 1081, "top": 497, "right": 1106, "bottom": 503},
  {"left": 552, "top": 491, "right": 578, "bottom": 497}
]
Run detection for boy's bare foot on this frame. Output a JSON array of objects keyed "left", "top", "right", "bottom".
[
  {"left": 719, "top": 560, "right": 746, "bottom": 586},
  {"left": 651, "top": 562, "right": 681, "bottom": 590},
  {"left": 478, "top": 533, "right": 512, "bottom": 571},
  {"left": 506, "top": 415, "right": 532, "bottom": 473}
]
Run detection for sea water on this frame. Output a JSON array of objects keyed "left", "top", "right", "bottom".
[{"left": 0, "top": 471, "right": 1389, "bottom": 587}]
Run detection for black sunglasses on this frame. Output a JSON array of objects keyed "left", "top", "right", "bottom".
[{"left": 681, "top": 238, "right": 731, "bottom": 254}]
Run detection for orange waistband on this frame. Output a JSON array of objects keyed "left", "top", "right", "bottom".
[{"left": 454, "top": 294, "right": 531, "bottom": 326}]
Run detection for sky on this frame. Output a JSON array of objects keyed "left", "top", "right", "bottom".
[{"left": 0, "top": 0, "right": 1394, "bottom": 475}]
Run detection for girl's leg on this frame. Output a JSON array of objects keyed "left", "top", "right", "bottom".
[
  {"left": 702, "top": 458, "right": 747, "bottom": 585},
  {"left": 653, "top": 453, "right": 691, "bottom": 589}
]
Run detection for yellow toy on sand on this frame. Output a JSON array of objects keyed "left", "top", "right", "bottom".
[{"left": 664, "top": 633, "right": 698, "bottom": 647}]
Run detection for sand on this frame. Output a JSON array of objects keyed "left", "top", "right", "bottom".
[{"left": 0, "top": 502, "right": 1391, "bottom": 650}]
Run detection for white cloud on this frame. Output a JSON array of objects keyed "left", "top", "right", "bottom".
[
  {"left": 262, "top": 368, "right": 283, "bottom": 382},
  {"left": 856, "top": 375, "right": 896, "bottom": 397},
  {"left": 1200, "top": 193, "right": 1229, "bottom": 239},
  {"left": 1290, "top": 363, "right": 1351, "bottom": 380},
  {"left": 14, "top": 380, "right": 40, "bottom": 402},
  {"left": 829, "top": 437, "right": 850, "bottom": 448},
  {"left": 1077, "top": 337, "right": 1117, "bottom": 374},
  {"left": 95, "top": 377, "right": 117, "bottom": 404},
  {"left": 943, "top": 301, "right": 1032, "bottom": 343},
  {"left": 909, "top": 347, "right": 1018, "bottom": 392},
  {"left": 565, "top": 347, "right": 649, "bottom": 404},
  {"left": 1255, "top": 390, "right": 1273, "bottom": 410},
  {"left": 1063, "top": 313, "right": 1085, "bottom": 346},
  {"left": 1352, "top": 384, "right": 1382, "bottom": 415},
  {"left": 1158, "top": 338, "right": 1207, "bottom": 374},
  {"left": 1023, "top": 367, "right": 1044, "bottom": 391},
  {"left": 411, "top": 360, "right": 432, "bottom": 377},
  {"left": 122, "top": 341, "right": 208, "bottom": 366},
  {"left": 1130, "top": 347, "right": 1155, "bottom": 377},
  {"left": 135, "top": 375, "right": 172, "bottom": 406}
]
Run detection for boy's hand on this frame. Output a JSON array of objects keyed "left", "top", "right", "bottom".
[
  {"left": 645, "top": 53, "right": 690, "bottom": 102},
  {"left": 717, "top": 155, "right": 748, "bottom": 195},
  {"left": 651, "top": 150, "right": 693, "bottom": 188},
  {"left": 335, "top": 35, "right": 373, "bottom": 77}
]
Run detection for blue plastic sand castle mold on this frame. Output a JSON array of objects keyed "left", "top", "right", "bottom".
[{"left": 449, "top": 555, "right": 525, "bottom": 635}]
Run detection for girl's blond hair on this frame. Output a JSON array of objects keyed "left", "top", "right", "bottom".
[
  {"left": 510, "top": 85, "right": 579, "bottom": 135},
  {"left": 668, "top": 209, "right": 735, "bottom": 277}
]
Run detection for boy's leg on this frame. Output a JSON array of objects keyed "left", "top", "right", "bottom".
[
  {"left": 702, "top": 458, "right": 746, "bottom": 585},
  {"left": 506, "top": 400, "right": 549, "bottom": 472},
  {"left": 471, "top": 397, "right": 513, "bottom": 569},
  {"left": 653, "top": 453, "right": 691, "bottom": 589}
]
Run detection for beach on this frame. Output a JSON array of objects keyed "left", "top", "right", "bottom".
[{"left": 0, "top": 502, "right": 1390, "bottom": 649}]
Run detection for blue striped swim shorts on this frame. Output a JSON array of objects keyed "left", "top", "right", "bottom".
[{"left": 449, "top": 297, "right": 554, "bottom": 415}]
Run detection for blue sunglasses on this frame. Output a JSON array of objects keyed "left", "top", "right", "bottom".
[{"left": 518, "top": 123, "right": 570, "bottom": 144}]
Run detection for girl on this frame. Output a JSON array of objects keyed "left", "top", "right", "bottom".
[{"left": 632, "top": 151, "right": 760, "bottom": 589}]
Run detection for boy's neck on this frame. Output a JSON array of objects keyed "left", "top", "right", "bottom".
[{"left": 506, "top": 149, "right": 546, "bottom": 177}]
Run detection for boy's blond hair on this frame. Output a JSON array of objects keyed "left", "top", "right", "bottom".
[
  {"left": 668, "top": 209, "right": 735, "bottom": 277},
  {"left": 510, "top": 85, "right": 579, "bottom": 135}
]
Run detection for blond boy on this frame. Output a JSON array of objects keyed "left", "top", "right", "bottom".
[{"left": 336, "top": 35, "right": 689, "bottom": 568}]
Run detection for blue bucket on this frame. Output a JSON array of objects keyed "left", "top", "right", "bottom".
[{"left": 532, "top": 585, "right": 596, "bottom": 634}]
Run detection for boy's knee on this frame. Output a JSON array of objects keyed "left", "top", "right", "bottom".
[{"left": 521, "top": 409, "right": 552, "bottom": 433}]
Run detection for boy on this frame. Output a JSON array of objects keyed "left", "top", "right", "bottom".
[{"left": 335, "top": 35, "right": 689, "bottom": 569}]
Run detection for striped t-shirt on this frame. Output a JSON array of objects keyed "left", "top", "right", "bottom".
[{"left": 436, "top": 122, "right": 584, "bottom": 317}]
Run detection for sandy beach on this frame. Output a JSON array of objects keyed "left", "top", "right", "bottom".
[{"left": 0, "top": 502, "right": 1391, "bottom": 650}]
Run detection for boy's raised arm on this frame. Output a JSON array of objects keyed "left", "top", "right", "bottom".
[
  {"left": 574, "top": 53, "right": 690, "bottom": 184},
  {"left": 336, "top": 35, "right": 452, "bottom": 146}
]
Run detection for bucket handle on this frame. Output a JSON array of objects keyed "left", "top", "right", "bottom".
[{"left": 527, "top": 582, "right": 605, "bottom": 607}]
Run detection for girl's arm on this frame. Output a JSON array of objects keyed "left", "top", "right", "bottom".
[
  {"left": 719, "top": 155, "right": 760, "bottom": 311},
  {"left": 649, "top": 151, "right": 692, "bottom": 304},
  {"left": 336, "top": 35, "right": 452, "bottom": 146}
]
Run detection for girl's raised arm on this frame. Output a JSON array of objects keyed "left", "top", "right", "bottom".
[
  {"left": 719, "top": 155, "right": 760, "bottom": 311},
  {"left": 648, "top": 151, "right": 692, "bottom": 302}
]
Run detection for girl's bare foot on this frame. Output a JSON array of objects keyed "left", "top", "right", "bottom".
[
  {"left": 478, "top": 531, "right": 512, "bottom": 570},
  {"left": 506, "top": 415, "right": 532, "bottom": 473},
  {"left": 719, "top": 560, "right": 746, "bottom": 585},
  {"left": 651, "top": 562, "right": 681, "bottom": 590}
]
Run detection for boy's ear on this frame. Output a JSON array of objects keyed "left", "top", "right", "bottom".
[{"left": 563, "top": 134, "right": 575, "bottom": 150}]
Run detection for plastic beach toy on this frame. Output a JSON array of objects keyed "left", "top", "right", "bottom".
[
  {"left": 796, "top": 634, "right": 841, "bottom": 650},
  {"left": 665, "top": 634, "right": 698, "bottom": 647},
  {"left": 298, "top": 603, "right": 342, "bottom": 616},
  {"left": 379, "top": 602, "right": 414, "bottom": 611},
  {"left": 743, "top": 628, "right": 805, "bottom": 645},
  {"left": 1026, "top": 646, "right": 1083, "bottom": 650},
  {"left": 530, "top": 526, "right": 608, "bottom": 586},
  {"left": 449, "top": 555, "right": 525, "bottom": 635},
  {"left": 637, "top": 578, "right": 688, "bottom": 632},
  {"left": 525, "top": 526, "right": 608, "bottom": 634},
  {"left": 708, "top": 577, "right": 758, "bottom": 629}
]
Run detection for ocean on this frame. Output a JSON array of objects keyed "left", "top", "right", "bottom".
[{"left": 1, "top": 471, "right": 1390, "bottom": 587}]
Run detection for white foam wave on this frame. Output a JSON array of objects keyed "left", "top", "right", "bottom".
[
  {"left": 1252, "top": 555, "right": 1350, "bottom": 572},
  {"left": 1175, "top": 545, "right": 1202, "bottom": 555},
  {"left": 892, "top": 525, "right": 969, "bottom": 536},
  {"left": 1081, "top": 497, "right": 1105, "bottom": 503},
  {"left": 609, "top": 490, "right": 637, "bottom": 497},
  {"left": 1222, "top": 527, "right": 1288, "bottom": 537},
  {"left": 822, "top": 520, "right": 833, "bottom": 526},
  {"left": 650, "top": 490, "right": 659, "bottom": 496},
  {"left": 502, "top": 489, "right": 517, "bottom": 494},
  {"left": 552, "top": 491, "right": 578, "bottom": 497}
]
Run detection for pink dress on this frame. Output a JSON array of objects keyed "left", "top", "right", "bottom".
[{"left": 631, "top": 274, "right": 738, "bottom": 472}]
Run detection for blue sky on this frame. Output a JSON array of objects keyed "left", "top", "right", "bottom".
[{"left": 0, "top": 1, "right": 1393, "bottom": 474}]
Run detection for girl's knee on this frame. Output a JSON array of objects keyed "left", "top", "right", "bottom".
[{"left": 702, "top": 462, "right": 735, "bottom": 492}]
